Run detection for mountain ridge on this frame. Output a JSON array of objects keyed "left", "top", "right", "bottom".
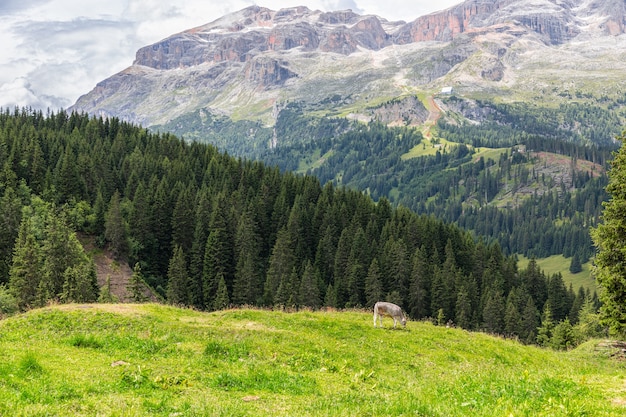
[{"left": 71, "top": 0, "right": 626, "bottom": 128}]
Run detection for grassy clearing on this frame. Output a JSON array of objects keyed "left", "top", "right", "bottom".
[
  {"left": 517, "top": 254, "right": 595, "bottom": 292},
  {"left": 0, "top": 303, "right": 624, "bottom": 416}
]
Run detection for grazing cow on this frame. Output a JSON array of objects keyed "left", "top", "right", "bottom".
[{"left": 373, "top": 301, "right": 407, "bottom": 328}]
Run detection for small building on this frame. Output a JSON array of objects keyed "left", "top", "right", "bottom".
[{"left": 440, "top": 86, "right": 453, "bottom": 95}]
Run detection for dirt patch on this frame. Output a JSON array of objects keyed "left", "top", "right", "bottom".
[{"left": 79, "top": 235, "right": 159, "bottom": 303}]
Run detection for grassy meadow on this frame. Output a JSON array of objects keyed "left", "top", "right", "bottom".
[
  {"left": 517, "top": 254, "right": 596, "bottom": 293},
  {"left": 1, "top": 303, "right": 625, "bottom": 416}
]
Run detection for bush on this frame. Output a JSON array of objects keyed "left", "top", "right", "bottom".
[{"left": 0, "top": 285, "right": 19, "bottom": 317}]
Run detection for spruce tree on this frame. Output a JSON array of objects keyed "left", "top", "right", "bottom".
[
  {"left": 536, "top": 302, "right": 555, "bottom": 347},
  {"left": 504, "top": 291, "right": 522, "bottom": 338},
  {"left": 104, "top": 190, "right": 127, "bottom": 260},
  {"left": 127, "top": 263, "right": 147, "bottom": 302},
  {"left": 520, "top": 296, "right": 539, "bottom": 344},
  {"left": 263, "top": 227, "right": 295, "bottom": 306},
  {"left": 167, "top": 245, "right": 189, "bottom": 306},
  {"left": 455, "top": 286, "right": 473, "bottom": 329},
  {"left": 365, "top": 258, "right": 383, "bottom": 309},
  {"left": 8, "top": 217, "right": 41, "bottom": 309},
  {"left": 299, "top": 260, "right": 321, "bottom": 309},
  {"left": 0, "top": 187, "right": 23, "bottom": 284},
  {"left": 482, "top": 289, "right": 505, "bottom": 334},
  {"left": 408, "top": 246, "right": 430, "bottom": 319},
  {"left": 591, "top": 131, "right": 626, "bottom": 337},
  {"left": 213, "top": 273, "right": 230, "bottom": 311}
]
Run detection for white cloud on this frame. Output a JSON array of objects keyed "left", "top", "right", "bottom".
[{"left": 0, "top": 0, "right": 461, "bottom": 111}]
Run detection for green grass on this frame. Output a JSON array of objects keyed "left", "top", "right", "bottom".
[
  {"left": 518, "top": 254, "right": 596, "bottom": 292},
  {"left": 1, "top": 303, "right": 624, "bottom": 416}
]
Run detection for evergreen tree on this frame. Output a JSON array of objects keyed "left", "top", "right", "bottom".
[
  {"left": 482, "top": 289, "right": 505, "bottom": 334},
  {"left": 275, "top": 266, "right": 299, "bottom": 309},
  {"left": 8, "top": 217, "right": 41, "bottom": 309},
  {"left": 263, "top": 227, "right": 295, "bottom": 306},
  {"left": 299, "top": 260, "right": 321, "bottom": 309},
  {"left": 520, "top": 296, "right": 539, "bottom": 344},
  {"left": 167, "top": 245, "right": 189, "bottom": 305},
  {"left": 324, "top": 283, "right": 337, "bottom": 308},
  {"left": 98, "top": 275, "right": 118, "bottom": 303},
  {"left": 127, "top": 262, "right": 147, "bottom": 302},
  {"left": 550, "top": 319, "right": 575, "bottom": 350},
  {"left": 504, "top": 291, "right": 522, "bottom": 337},
  {"left": 202, "top": 192, "right": 234, "bottom": 308},
  {"left": 455, "top": 286, "right": 473, "bottom": 329},
  {"left": 591, "top": 131, "right": 626, "bottom": 337},
  {"left": 345, "top": 227, "right": 368, "bottom": 307},
  {"left": 364, "top": 258, "right": 383, "bottom": 309},
  {"left": 39, "top": 208, "right": 91, "bottom": 302},
  {"left": 0, "top": 187, "right": 23, "bottom": 284},
  {"left": 569, "top": 253, "right": 582, "bottom": 274},
  {"left": 536, "top": 302, "right": 555, "bottom": 347},
  {"left": 104, "top": 190, "right": 128, "bottom": 260},
  {"left": 232, "top": 205, "right": 263, "bottom": 306},
  {"left": 61, "top": 261, "right": 98, "bottom": 303},
  {"left": 213, "top": 273, "right": 230, "bottom": 310},
  {"left": 574, "top": 296, "right": 606, "bottom": 341},
  {"left": 408, "top": 246, "right": 430, "bottom": 319}
]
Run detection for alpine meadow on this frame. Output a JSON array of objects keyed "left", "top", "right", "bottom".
[{"left": 4, "top": 0, "right": 626, "bottom": 415}]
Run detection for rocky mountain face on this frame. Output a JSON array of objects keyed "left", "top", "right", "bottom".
[{"left": 71, "top": 0, "right": 626, "bottom": 128}]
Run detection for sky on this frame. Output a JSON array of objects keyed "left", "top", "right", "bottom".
[{"left": 0, "top": 0, "right": 461, "bottom": 111}]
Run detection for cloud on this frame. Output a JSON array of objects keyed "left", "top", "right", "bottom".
[
  {"left": 0, "top": 16, "right": 138, "bottom": 110},
  {"left": 1, "top": 0, "right": 461, "bottom": 111},
  {"left": 0, "top": 77, "right": 63, "bottom": 109}
]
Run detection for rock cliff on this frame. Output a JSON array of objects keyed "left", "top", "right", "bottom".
[{"left": 71, "top": 0, "right": 626, "bottom": 127}]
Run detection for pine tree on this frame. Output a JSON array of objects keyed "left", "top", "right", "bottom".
[
  {"left": 8, "top": 217, "right": 41, "bottom": 309},
  {"left": 591, "top": 131, "right": 626, "bottom": 337},
  {"left": 482, "top": 289, "right": 505, "bottom": 334},
  {"left": 569, "top": 253, "right": 582, "bottom": 274},
  {"left": 408, "top": 246, "right": 430, "bottom": 320},
  {"left": 536, "top": 302, "right": 555, "bottom": 347},
  {"left": 263, "top": 227, "right": 295, "bottom": 306},
  {"left": 232, "top": 205, "right": 263, "bottom": 306},
  {"left": 299, "top": 260, "right": 321, "bottom": 309},
  {"left": 104, "top": 190, "right": 128, "bottom": 260},
  {"left": 202, "top": 192, "right": 234, "bottom": 308},
  {"left": 365, "top": 258, "right": 383, "bottom": 309},
  {"left": 167, "top": 245, "right": 189, "bottom": 306},
  {"left": 550, "top": 319, "right": 575, "bottom": 350},
  {"left": 61, "top": 261, "right": 98, "bottom": 303},
  {"left": 574, "top": 296, "right": 606, "bottom": 341},
  {"left": 504, "top": 291, "right": 522, "bottom": 337},
  {"left": 127, "top": 263, "right": 147, "bottom": 302},
  {"left": 98, "top": 275, "right": 118, "bottom": 303},
  {"left": 0, "top": 187, "right": 23, "bottom": 284},
  {"left": 520, "top": 296, "right": 539, "bottom": 344},
  {"left": 213, "top": 273, "right": 230, "bottom": 311},
  {"left": 324, "top": 283, "right": 337, "bottom": 308},
  {"left": 455, "top": 286, "right": 473, "bottom": 329}
]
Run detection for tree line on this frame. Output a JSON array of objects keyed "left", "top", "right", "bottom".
[{"left": 0, "top": 108, "right": 603, "bottom": 348}]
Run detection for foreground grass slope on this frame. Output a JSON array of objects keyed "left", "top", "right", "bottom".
[{"left": 1, "top": 304, "right": 625, "bottom": 416}]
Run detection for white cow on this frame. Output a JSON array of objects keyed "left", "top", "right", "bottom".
[{"left": 373, "top": 301, "right": 407, "bottom": 328}]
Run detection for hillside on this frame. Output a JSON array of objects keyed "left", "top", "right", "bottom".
[{"left": 1, "top": 304, "right": 625, "bottom": 416}]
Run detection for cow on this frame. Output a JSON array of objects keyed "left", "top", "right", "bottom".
[{"left": 373, "top": 301, "right": 407, "bottom": 328}]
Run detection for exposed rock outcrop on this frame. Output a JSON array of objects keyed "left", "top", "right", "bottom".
[{"left": 71, "top": 0, "right": 626, "bottom": 128}]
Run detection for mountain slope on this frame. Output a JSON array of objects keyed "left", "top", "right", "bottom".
[
  {"left": 70, "top": 0, "right": 626, "bottom": 128},
  {"left": 1, "top": 304, "right": 625, "bottom": 416}
]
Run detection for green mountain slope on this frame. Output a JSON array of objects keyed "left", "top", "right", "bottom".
[{"left": 1, "top": 303, "right": 625, "bottom": 416}]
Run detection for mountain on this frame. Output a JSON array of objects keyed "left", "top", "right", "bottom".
[
  {"left": 71, "top": 0, "right": 626, "bottom": 128},
  {"left": 69, "top": 0, "right": 626, "bottom": 269}
]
